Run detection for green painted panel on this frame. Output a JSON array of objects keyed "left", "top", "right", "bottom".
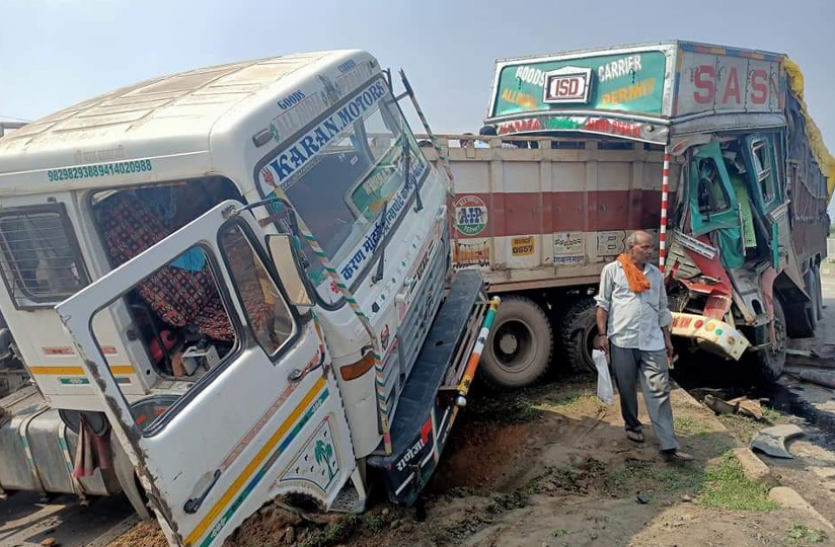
[{"left": 491, "top": 51, "right": 667, "bottom": 119}]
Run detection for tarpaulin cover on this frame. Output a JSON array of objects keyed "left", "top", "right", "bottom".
[{"left": 785, "top": 58, "right": 835, "bottom": 202}]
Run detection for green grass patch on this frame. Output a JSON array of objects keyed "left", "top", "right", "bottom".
[
  {"left": 787, "top": 524, "right": 829, "bottom": 544},
  {"left": 362, "top": 513, "right": 385, "bottom": 532},
  {"left": 698, "top": 452, "right": 777, "bottom": 512},
  {"left": 605, "top": 450, "right": 776, "bottom": 511},
  {"left": 717, "top": 413, "right": 762, "bottom": 444},
  {"left": 605, "top": 459, "right": 703, "bottom": 499},
  {"left": 532, "top": 391, "right": 600, "bottom": 413},
  {"left": 674, "top": 416, "right": 712, "bottom": 436},
  {"left": 761, "top": 405, "right": 783, "bottom": 424}
]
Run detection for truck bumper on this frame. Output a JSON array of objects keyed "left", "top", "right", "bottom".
[
  {"left": 670, "top": 312, "right": 750, "bottom": 361},
  {"left": 367, "top": 270, "right": 488, "bottom": 505}
]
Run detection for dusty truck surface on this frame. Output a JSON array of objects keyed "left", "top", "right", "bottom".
[
  {"left": 0, "top": 51, "right": 494, "bottom": 547},
  {"left": 424, "top": 41, "right": 834, "bottom": 386}
]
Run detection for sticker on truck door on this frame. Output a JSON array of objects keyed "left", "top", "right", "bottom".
[{"left": 454, "top": 196, "right": 488, "bottom": 236}]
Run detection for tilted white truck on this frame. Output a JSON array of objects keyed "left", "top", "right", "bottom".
[{"left": 0, "top": 51, "right": 496, "bottom": 546}]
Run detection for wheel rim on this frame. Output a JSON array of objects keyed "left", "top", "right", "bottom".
[{"left": 491, "top": 318, "right": 536, "bottom": 373}]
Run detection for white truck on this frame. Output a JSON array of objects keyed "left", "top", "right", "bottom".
[{"left": 0, "top": 51, "right": 495, "bottom": 546}]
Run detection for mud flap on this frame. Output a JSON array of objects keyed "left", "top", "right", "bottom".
[{"left": 367, "top": 270, "right": 485, "bottom": 505}]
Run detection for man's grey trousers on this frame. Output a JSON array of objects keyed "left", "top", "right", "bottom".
[{"left": 610, "top": 344, "right": 680, "bottom": 452}]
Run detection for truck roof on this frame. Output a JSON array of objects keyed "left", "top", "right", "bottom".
[
  {"left": 485, "top": 40, "right": 790, "bottom": 144},
  {"left": 0, "top": 50, "right": 370, "bottom": 176},
  {"left": 485, "top": 40, "right": 834, "bottom": 198},
  {"left": 493, "top": 40, "right": 784, "bottom": 65}
]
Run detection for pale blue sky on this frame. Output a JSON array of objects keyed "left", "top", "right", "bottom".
[{"left": 2, "top": 0, "right": 834, "bottom": 142}]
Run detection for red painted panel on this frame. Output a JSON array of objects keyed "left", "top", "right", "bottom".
[
  {"left": 504, "top": 192, "right": 541, "bottom": 236},
  {"left": 551, "top": 191, "right": 587, "bottom": 232},
  {"left": 455, "top": 190, "right": 666, "bottom": 238}
]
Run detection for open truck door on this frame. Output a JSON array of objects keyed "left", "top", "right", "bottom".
[
  {"left": 688, "top": 142, "right": 745, "bottom": 269},
  {"left": 56, "top": 201, "right": 355, "bottom": 547}
]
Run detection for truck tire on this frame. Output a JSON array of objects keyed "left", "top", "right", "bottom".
[
  {"left": 790, "top": 269, "right": 819, "bottom": 338},
  {"left": 479, "top": 295, "right": 553, "bottom": 389},
  {"left": 558, "top": 297, "right": 599, "bottom": 374},
  {"left": 806, "top": 269, "right": 820, "bottom": 332},
  {"left": 784, "top": 270, "right": 815, "bottom": 339},
  {"left": 751, "top": 297, "right": 787, "bottom": 382},
  {"left": 813, "top": 264, "right": 823, "bottom": 322}
]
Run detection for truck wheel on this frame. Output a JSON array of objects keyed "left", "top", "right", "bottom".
[
  {"left": 791, "top": 269, "right": 820, "bottom": 338},
  {"left": 806, "top": 269, "right": 820, "bottom": 332},
  {"left": 559, "top": 297, "right": 598, "bottom": 374},
  {"left": 787, "top": 270, "right": 816, "bottom": 339},
  {"left": 813, "top": 265, "right": 823, "bottom": 322},
  {"left": 479, "top": 295, "right": 553, "bottom": 389},
  {"left": 751, "top": 298, "right": 787, "bottom": 382}
]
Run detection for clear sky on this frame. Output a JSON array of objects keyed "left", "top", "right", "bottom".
[{"left": 2, "top": 0, "right": 834, "bottom": 141}]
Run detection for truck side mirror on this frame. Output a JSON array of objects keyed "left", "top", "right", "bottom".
[{"left": 266, "top": 234, "right": 315, "bottom": 309}]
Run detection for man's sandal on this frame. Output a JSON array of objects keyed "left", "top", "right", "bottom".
[
  {"left": 662, "top": 450, "right": 694, "bottom": 462},
  {"left": 626, "top": 430, "right": 644, "bottom": 443}
]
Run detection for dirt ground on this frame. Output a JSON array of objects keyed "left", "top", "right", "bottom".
[{"left": 105, "top": 377, "right": 834, "bottom": 547}]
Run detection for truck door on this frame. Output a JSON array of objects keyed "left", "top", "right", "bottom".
[
  {"left": 56, "top": 201, "right": 355, "bottom": 547},
  {"left": 743, "top": 134, "right": 789, "bottom": 268},
  {"left": 688, "top": 142, "right": 744, "bottom": 269}
]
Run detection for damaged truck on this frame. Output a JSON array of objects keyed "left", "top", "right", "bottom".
[
  {"left": 427, "top": 41, "right": 833, "bottom": 386},
  {"left": 0, "top": 51, "right": 495, "bottom": 546}
]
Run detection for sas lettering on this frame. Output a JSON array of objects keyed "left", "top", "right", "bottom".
[
  {"left": 692, "top": 64, "right": 771, "bottom": 106},
  {"left": 277, "top": 91, "right": 306, "bottom": 110}
]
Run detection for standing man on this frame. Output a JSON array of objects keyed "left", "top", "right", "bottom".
[{"left": 595, "top": 231, "right": 693, "bottom": 462}]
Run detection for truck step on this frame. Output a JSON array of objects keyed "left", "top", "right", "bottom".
[{"left": 367, "top": 270, "right": 483, "bottom": 505}]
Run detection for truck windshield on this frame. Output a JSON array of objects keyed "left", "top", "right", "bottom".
[{"left": 277, "top": 99, "right": 426, "bottom": 301}]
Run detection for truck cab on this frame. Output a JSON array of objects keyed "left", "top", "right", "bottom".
[{"left": 0, "top": 51, "right": 489, "bottom": 546}]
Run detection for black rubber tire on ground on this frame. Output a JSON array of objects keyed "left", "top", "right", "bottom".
[
  {"left": 787, "top": 272, "right": 817, "bottom": 339},
  {"left": 479, "top": 295, "right": 553, "bottom": 389},
  {"left": 750, "top": 297, "right": 787, "bottom": 383},
  {"left": 558, "top": 297, "right": 599, "bottom": 374},
  {"left": 813, "top": 264, "right": 824, "bottom": 322},
  {"left": 805, "top": 269, "right": 820, "bottom": 333}
]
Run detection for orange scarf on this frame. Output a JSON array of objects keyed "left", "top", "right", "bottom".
[{"left": 617, "top": 253, "right": 651, "bottom": 294}]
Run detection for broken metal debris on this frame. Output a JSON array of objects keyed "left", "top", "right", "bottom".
[
  {"left": 750, "top": 424, "right": 804, "bottom": 459},
  {"left": 703, "top": 395, "right": 768, "bottom": 422}
]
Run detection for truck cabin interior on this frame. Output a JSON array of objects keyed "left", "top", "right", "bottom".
[
  {"left": 90, "top": 177, "right": 294, "bottom": 395},
  {"left": 668, "top": 132, "right": 786, "bottom": 320},
  {"left": 676, "top": 134, "right": 780, "bottom": 266}
]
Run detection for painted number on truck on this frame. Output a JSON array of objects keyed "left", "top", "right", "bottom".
[
  {"left": 511, "top": 236, "right": 535, "bottom": 256},
  {"left": 47, "top": 160, "right": 153, "bottom": 182}
]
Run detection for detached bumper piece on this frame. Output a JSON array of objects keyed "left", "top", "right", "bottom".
[
  {"left": 670, "top": 312, "right": 750, "bottom": 360},
  {"left": 368, "top": 270, "right": 492, "bottom": 506}
]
